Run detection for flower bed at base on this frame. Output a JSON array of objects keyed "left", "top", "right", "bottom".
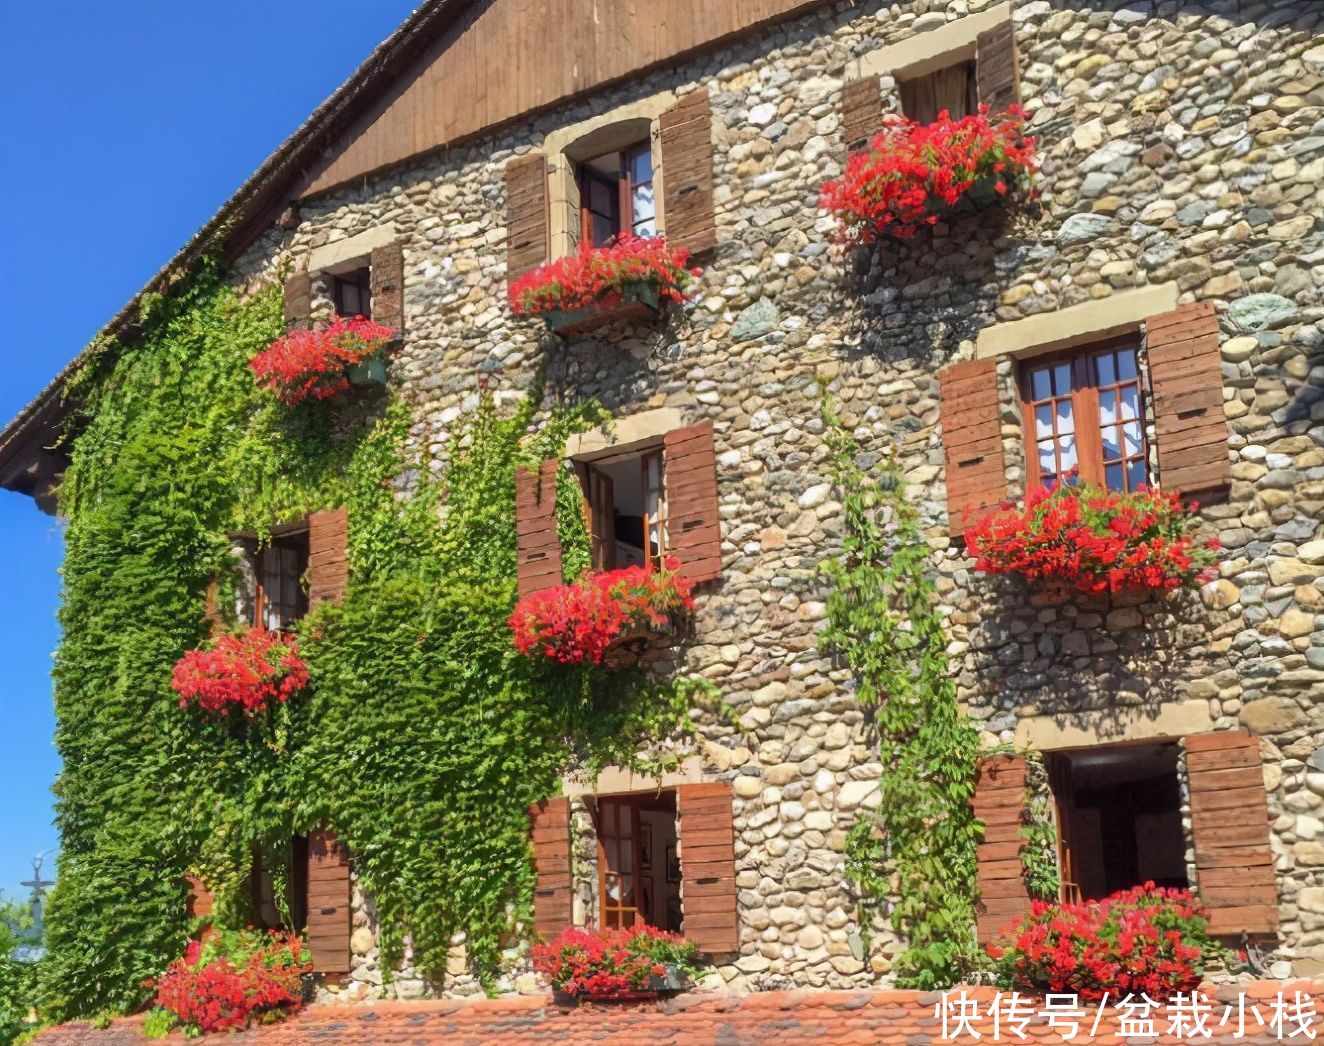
[
  {"left": 965, "top": 483, "right": 1220, "bottom": 596},
  {"left": 171, "top": 627, "right": 309, "bottom": 716},
  {"left": 508, "top": 559, "right": 695, "bottom": 666},
  {"left": 532, "top": 925, "right": 702, "bottom": 1001},
  {"left": 250, "top": 315, "right": 397, "bottom": 407},
  {"left": 987, "top": 885, "right": 1222, "bottom": 1001},
  {"left": 819, "top": 105, "right": 1036, "bottom": 243}
]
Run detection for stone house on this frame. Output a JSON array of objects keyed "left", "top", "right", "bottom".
[{"left": 1, "top": 0, "right": 1321, "bottom": 999}]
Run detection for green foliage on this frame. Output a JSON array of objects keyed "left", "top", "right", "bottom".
[
  {"left": 818, "top": 387, "right": 982, "bottom": 989},
  {"left": 1020, "top": 752, "right": 1060, "bottom": 902},
  {"left": 141, "top": 1008, "right": 175, "bottom": 1040},
  {"left": 40, "top": 257, "right": 710, "bottom": 1022},
  {"left": 0, "top": 896, "right": 37, "bottom": 1046}
]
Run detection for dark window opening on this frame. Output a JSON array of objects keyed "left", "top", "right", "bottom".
[
  {"left": 1048, "top": 742, "right": 1188, "bottom": 902},
  {"left": 596, "top": 791, "right": 681, "bottom": 933},
  {"left": 578, "top": 448, "right": 667, "bottom": 573},
  {"left": 1020, "top": 338, "right": 1148, "bottom": 493},
  {"left": 899, "top": 60, "right": 978, "bottom": 123},
  {"left": 576, "top": 141, "right": 656, "bottom": 248},
  {"left": 235, "top": 529, "right": 310, "bottom": 631},
  {"left": 247, "top": 836, "right": 308, "bottom": 933},
  {"left": 332, "top": 266, "right": 372, "bottom": 319}
]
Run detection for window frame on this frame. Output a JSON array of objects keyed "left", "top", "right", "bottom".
[
  {"left": 243, "top": 528, "right": 310, "bottom": 632},
  {"left": 330, "top": 265, "right": 372, "bottom": 320},
  {"left": 897, "top": 58, "right": 978, "bottom": 123},
  {"left": 577, "top": 443, "right": 669, "bottom": 573},
  {"left": 575, "top": 139, "right": 655, "bottom": 248},
  {"left": 1018, "top": 335, "right": 1150, "bottom": 494},
  {"left": 595, "top": 791, "right": 680, "bottom": 932}
]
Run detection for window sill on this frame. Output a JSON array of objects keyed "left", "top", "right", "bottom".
[{"left": 544, "top": 286, "right": 661, "bottom": 337}]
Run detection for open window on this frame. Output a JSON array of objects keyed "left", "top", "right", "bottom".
[
  {"left": 234, "top": 527, "right": 310, "bottom": 631},
  {"left": 1047, "top": 742, "right": 1188, "bottom": 903},
  {"left": 330, "top": 264, "right": 372, "bottom": 319},
  {"left": 1020, "top": 337, "right": 1149, "bottom": 493},
  {"left": 899, "top": 60, "right": 978, "bottom": 123},
  {"left": 576, "top": 141, "right": 656, "bottom": 247},
  {"left": 577, "top": 446, "right": 668, "bottom": 572},
  {"left": 246, "top": 838, "right": 309, "bottom": 934},
  {"left": 595, "top": 792, "right": 682, "bottom": 933}
]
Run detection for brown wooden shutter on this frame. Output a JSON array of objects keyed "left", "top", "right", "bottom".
[
  {"left": 1146, "top": 302, "right": 1230, "bottom": 496},
  {"left": 939, "top": 358, "right": 1008, "bottom": 538},
  {"left": 973, "top": 754, "right": 1033, "bottom": 944},
  {"left": 677, "top": 782, "right": 739, "bottom": 955},
  {"left": 529, "top": 797, "right": 573, "bottom": 939},
  {"left": 186, "top": 875, "right": 214, "bottom": 921},
  {"left": 976, "top": 19, "right": 1021, "bottom": 112},
  {"left": 588, "top": 469, "right": 615, "bottom": 572},
  {"left": 841, "top": 75, "right": 883, "bottom": 152},
  {"left": 515, "top": 459, "right": 563, "bottom": 597},
  {"left": 284, "top": 270, "right": 312, "bottom": 331},
  {"left": 663, "top": 422, "right": 722, "bottom": 584},
  {"left": 306, "top": 830, "right": 352, "bottom": 976},
  {"left": 1186, "top": 730, "right": 1278, "bottom": 936},
  {"left": 308, "top": 508, "right": 350, "bottom": 607},
  {"left": 660, "top": 89, "right": 717, "bottom": 256},
  {"left": 506, "top": 153, "right": 549, "bottom": 284},
  {"left": 369, "top": 242, "right": 405, "bottom": 333}
]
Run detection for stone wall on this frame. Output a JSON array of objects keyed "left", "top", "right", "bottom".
[{"left": 236, "top": 0, "right": 1324, "bottom": 996}]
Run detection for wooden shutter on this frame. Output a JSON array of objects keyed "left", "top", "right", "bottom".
[
  {"left": 677, "top": 782, "right": 739, "bottom": 955},
  {"left": 588, "top": 469, "right": 615, "bottom": 572},
  {"left": 663, "top": 422, "right": 722, "bottom": 583},
  {"left": 976, "top": 19, "right": 1021, "bottom": 112},
  {"left": 1146, "top": 302, "right": 1230, "bottom": 496},
  {"left": 939, "top": 358, "right": 1008, "bottom": 538},
  {"left": 515, "top": 459, "right": 563, "bottom": 597},
  {"left": 186, "top": 875, "right": 214, "bottom": 921},
  {"left": 308, "top": 507, "right": 350, "bottom": 607},
  {"left": 529, "top": 797, "right": 573, "bottom": 938},
  {"left": 506, "top": 153, "right": 549, "bottom": 284},
  {"left": 841, "top": 75, "right": 883, "bottom": 152},
  {"left": 306, "top": 830, "right": 351, "bottom": 976},
  {"left": 660, "top": 89, "right": 717, "bottom": 255},
  {"left": 284, "top": 270, "right": 312, "bottom": 331},
  {"left": 370, "top": 242, "right": 405, "bottom": 333},
  {"left": 973, "top": 754, "right": 1033, "bottom": 944},
  {"left": 1186, "top": 730, "right": 1278, "bottom": 936}
]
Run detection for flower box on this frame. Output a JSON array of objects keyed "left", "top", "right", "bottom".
[
  {"left": 534, "top": 926, "right": 702, "bottom": 1004},
  {"left": 964, "top": 483, "right": 1220, "bottom": 597},
  {"left": 509, "top": 235, "right": 698, "bottom": 337},
  {"left": 250, "top": 315, "right": 397, "bottom": 406},
  {"left": 820, "top": 105, "right": 1037, "bottom": 244},
  {"left": 171, "top": 627, "right": 310, "bottom": 717},
  {"left": 508, "top": 558, "right": 694, "bottom": 666}
]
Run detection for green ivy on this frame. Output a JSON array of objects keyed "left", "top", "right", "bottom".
[
  {"left": 1020, "top": 752, "right": 1060, "bottom": 902},
  {"left": 818, "top": 386, "right": 983, "bottom": 989},
  {"left": 39, "top": 257, "right": 710, "bottom": 1022}
]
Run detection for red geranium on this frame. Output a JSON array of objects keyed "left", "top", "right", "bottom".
[
  {"left": 508, "top": 558, "right": 694, "bottom": 666},
  {"left": 172, "top": 627, "right": 309, "bottom": 716},
  {"left": 509, "top": 234, "right": 700, "bottom": 316},
  {"left": 250, "top": 314, "right": 396, "bottom": 407},
  {"left": 965, "top": 482, "right": 1220, "bottom": 596},
  {"left": 988, "top": 885, "right": 1218, "bottom": 1000},
  {"left": 151, "top": 929, "right": 311, "bottom": 1034},
  {"left": 819, "top": 105, "right": 1036, "bottom": 242},
  {"left": 532, "top": 925, "right": 700, "bottom": 999}
]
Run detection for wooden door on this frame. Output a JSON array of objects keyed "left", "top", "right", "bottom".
[
  {"left": 597, "top": 798, "right": 644, "bottom": 928},
  {"left": 1045, "top": 753, "right": 1080, "bottom": 903}
]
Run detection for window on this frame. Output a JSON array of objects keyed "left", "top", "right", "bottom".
[
  {"left": 577, "top": 141, "right": 656, "bottom": 248},
  {"left": 596, "top": 792, "right": 682, "bottom": 933},
  {"left": 247, "top": 838, "right": 308, "bottom": 933},
  {"left": 331, "top": 266, "right": 372, "bottom": 319},
  {"left": 235, "top": 529, "right": 310, "bottom": 631},
  {"left": 1047, "top": 742, "right": 1187, "bottom": 903},
  {"left": 580, "top": 447, "right": 668, "bottom": 572},
  {"left": 899, "top": 60, "right": 977, "bottom": 123},
  {"left": 1020, "top": 339, "right": 1148, "bottom": 492}
]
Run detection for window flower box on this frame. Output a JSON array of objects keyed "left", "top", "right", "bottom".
[
  {"left": 964, "top": 483, "right": 1220, "bottom": 597},
  {"left": 250, "top": 314, "right": 397, "bottom": 407},
  {"left": 534, "top": 926, "right": 701, "bottom": 1004},
  {"left": 171, "top": 627, "right": 309, "bottom": 716},
  {"left": 819, "top": 105, "right": 1037, "bottom": 244},
  {"left": 508, "top": 558, "right": 694, "bottom": 666},
  {"left": 509, "top": 235, "right": 698, "bottom": 336}
]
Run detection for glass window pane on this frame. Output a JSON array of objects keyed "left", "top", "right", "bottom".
[
  {"left": 1053, "top": 362, "right": 1072, "bottom": 395},
  {"left": 1127, "top": 458, "right": 1147, "bottom": 491},
  {"left": 592, "top": 214, "right": 615, "bottom": 246},
  {"left": 1120, "top": 384, "right": 1139, "bottom": 421},
  {"left": 589, "top": 179, "right": 613, "bottom": 213},
  {"left": 1034, "top": 404, "right": 1053, "bottom": 439},
  {"left": 1058, "top": 433, "right": 1078, "bottom": 477},
  {"left": 1105, "top": 462, "right": 1124, "bottom": 491},
  {"left": 1096, "top": 352, "right": 1115, "bottom": 386},
  {"left": 1099, "top": 389, "right": 1117, "bottom": 429},
  {"left": 632, "top": 182, "right": 656, "bottom": 235},
  {"left": 1118, "top": 349, "right": 1138, "bottom": 380},
  {"left": 1101, "top": 427, "right": 1120, "bottom": 460},
  {"left": 629, "top": 146, "right": 652, "bottom": 185},
  {"left": 1123, "top": 422, "right": 1143, "bottom": 456},
  {"left": 1030, "top": 368, "right": 1050, "bottom": 401},
  {"left": 1037, "top": 442, "right": 1057, "bottom": 482},
  {"left": 1055, "top": 399, "right": 1075, "bottom": 435}
]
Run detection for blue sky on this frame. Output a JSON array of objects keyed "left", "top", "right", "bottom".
[{"left": 0, "top": 0, "right": 418, "bottom": 902}]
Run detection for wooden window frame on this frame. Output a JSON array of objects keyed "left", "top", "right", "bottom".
[
  {"left": 580, "top": 446, "right": 669, "bottom": 573},
  {"left": 1018, "top": 335, "right": 1150, "bottom": 494},
  {"left": 595, "top": 792, "right": 677, "bottom": 931},
  {"left": 246, "top": 528, "right": 310, "bottom": 632},
  {"left": 576, "top": 139, "right": 653, "bottom": 248},
  {"left": 331, "top": 266, "right": 372, "bottom": 320}
]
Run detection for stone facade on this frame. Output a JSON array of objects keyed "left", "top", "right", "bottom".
[{"left": 229, "top": 0, "right": 1324, "bottom": 997}]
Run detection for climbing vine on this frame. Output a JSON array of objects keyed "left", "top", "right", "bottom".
[
  {"left": 818, "top": 387, "right": 983, "bottom": 989},
  {"left": 38, "top": 256, "right": 710, "bottom": 1023},
  {"left": 1020, "top": 752, "right": 1060, "bottom": 902}
]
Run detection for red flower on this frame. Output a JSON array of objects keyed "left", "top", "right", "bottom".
[
  {"left": 250, "top": 314, "right": 396, "bottom": 407},
  {"left": 508, "top": 558, "right": 695, "bottom": 665},
  {"left": 172, "top": 627, "right": 309, "bottom": 716},
  {"left": 510, "top": 235, "right": 698, "bottom": 316},
  {"left": 820, "top": 105, "right": 1037, "bottom": 243},
  {"left": 531, "top": 925, "right": 699, "bottom": 999}
]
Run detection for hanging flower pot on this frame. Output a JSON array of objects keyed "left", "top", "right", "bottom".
[
  {"left": 250, "top": 315, "right": 397, "bottom": 406},
  {"left": 507, "top": 558, "right": 694, "bottom": 666},
  {"left": 819, "top": 105, "right": 1037, "bottom": 244},
  {"left": 509, "top": 235, "right": 699, "bottom": 336},
  {"left": 964, "top": 483, "right": 1221, "bottom": 597}
]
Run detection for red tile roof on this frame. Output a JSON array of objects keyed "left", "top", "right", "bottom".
[{"left": 33, "top": 983, "right": 1324, "bottom": 1045}]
